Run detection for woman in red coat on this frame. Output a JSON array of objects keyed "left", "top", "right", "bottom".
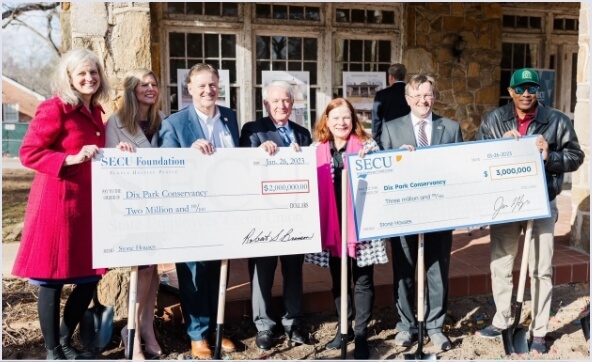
[{"left": 12, "top": 48, "right": 111, "bottom": 360}]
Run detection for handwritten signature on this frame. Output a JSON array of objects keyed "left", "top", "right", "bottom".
[
  {"left": 492, "top": 194, "right": 531, "bottom": 220},
  {"left": 242, "top": 228, "right": 314, "bottom": 244}
]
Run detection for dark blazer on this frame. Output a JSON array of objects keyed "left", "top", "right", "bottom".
[
  {"left": 381, "top": 113, "right": 463, "bottom": 149},
  {"left": 158, "top": 104, "right": 239, "bottom": 148},
  {"left": 372, "top": 82, "right": 410, "bottom": 149},
  {"left": 239, "top": 117, "right": 312, "bottom": 147}
]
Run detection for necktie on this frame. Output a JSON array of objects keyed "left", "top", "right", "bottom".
[
  {"left": 278, "top": 127, "right": 291, "bottom": 146},
  {"left": 417, "top": 120, "right": 429, "bottom": 147}
]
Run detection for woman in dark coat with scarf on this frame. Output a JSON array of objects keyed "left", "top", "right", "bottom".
[{"left": 12, "top": 48, "right": 111, "bottom": 360}]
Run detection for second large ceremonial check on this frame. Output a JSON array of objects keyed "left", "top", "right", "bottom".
[
  {"left": 346, "top": 136, "right": 551, "bottom": 241},
  {"left": 92, "top": 148, "right": 321, "bottom": 268}
]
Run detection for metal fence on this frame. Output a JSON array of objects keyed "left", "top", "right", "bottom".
[{"left": 2, "top": 122, "right": 29, "bottom": 157}]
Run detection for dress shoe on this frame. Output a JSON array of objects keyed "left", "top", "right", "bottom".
[
  {"left": 325, "top": 329, "right": 355, "bottom": 350},
  {"left": 209, "top": 333, "right": 236, "bottom": 353},
  {"left": 286, "top": 327, "right": 308, "bottom": 344},
  {"left": 530, "top": 336, "right": 548, "bottom": 354},
  {"left": 429, "top": 332, "right": 452, "bottom": 351},
  {"left": 394, "top": 330, "right": 418, "bottom": 347},
  {"left": 191, "top": 340, "right": 213, "bottom": 360},
  {"left": 475, "top": 324, "right": 502, "bottom": 339},
  {"left": 46, "top": 345, "right": 66, "bottom": 360},
  {"left": 256, "top": 330, "right": 274, "bottom": 350},
  {"left": 353, "top": 336, "right": 370, "bottom": 360},
  {"left": 60, "top": 342, "right": 95, "bottom": 360}
]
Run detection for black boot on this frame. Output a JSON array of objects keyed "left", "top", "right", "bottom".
[
  {"left": 59, "top": 321, "right": 95, "bottom": 360},
  {"left": 325, "top": 326, "right": 355, "bottom": 350},
  {"left": 46, "top": 345, "right": 66, "bottom": 360},
  {"left": 353, "top": 336, "right": 370, "bottom": 360}
]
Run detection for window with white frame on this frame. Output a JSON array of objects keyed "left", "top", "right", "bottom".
[
  {"left": 499, "top": 42, "right": 539, "bottom": 106},
  {"left": 166, "top": 31, "right": 238, "bottom": 114},
  {"left": 3, "top": 103, "right": 18, "bottom": 123},
  {"left": 254, "top": 35, "right": 319, "bottom": 126}
]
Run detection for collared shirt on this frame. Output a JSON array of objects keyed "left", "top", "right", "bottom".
[
  {"left": 274, "top": 122, "right": 296, "bottom": 145},
  {"left": 194, "top": 105, "right": 233, "bottom": 148},
  {"left": 410, "top": 112, "right": 433, "bottom": 146},
  {"left": 514, "top": 105, "right": 538, "bottom": 136}
]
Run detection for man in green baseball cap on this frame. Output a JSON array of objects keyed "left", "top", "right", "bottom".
[{"left": 474, "top": 67, "right": 584, "bottom": 354}]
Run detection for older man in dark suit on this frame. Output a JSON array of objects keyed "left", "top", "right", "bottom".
[
  {"left": 239, "top": 80, "right": 313, "bottom": 350},
  {"left": 381, "top": 74, "right": 463, "bottom": 352},
  {"left": 372, "top": 63, "right": 411, "bottom": 149}
]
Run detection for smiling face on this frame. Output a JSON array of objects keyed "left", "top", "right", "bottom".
[
  {"left": 327, "top": 104, "right": 353, "bottom": 142},
  {"left": 134, "top": 74, "right": 159, "bottom": 107},
  {"left": 70, "top": 60, "right": 100, "bottom": 105},
  {"left": 508, "top": 82, "right": 539, "bottom": 117},
  {"left": 187, "top": 70, "right": 219, "bottom": 115},
  {"left": 264, "top": 85, "right": 293, "bottom": 125},
  {"left": 405, "top": 81, "right": 435, "bottom": 119}
]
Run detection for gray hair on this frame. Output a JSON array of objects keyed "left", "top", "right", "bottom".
[
  {"left": 388, "top": 63, "right": 407, "bottom": 81},
  {"left": 52, "top": 48, "right": 111, "bottom": 106},
  {"left": 263, "top": 80, "right": 294, "bottom": 103}
]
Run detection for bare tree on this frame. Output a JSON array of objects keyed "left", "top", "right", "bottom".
[{"left": 2, "top": 2, "right": 60, "bottom": 57}]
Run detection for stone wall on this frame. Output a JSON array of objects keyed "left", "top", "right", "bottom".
[
  {"left": 404, "top": 3, "right": 503, "bottom": 141},
  {"left": 62, "top": 2, "right": 153, "bottom": 118},
  {"left": 571, "top": 2, "right": 590, "bottom": 253}
]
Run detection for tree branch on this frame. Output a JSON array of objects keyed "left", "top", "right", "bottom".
[{"left": 2, "top": 2, "right": 59, "bottom": 20}]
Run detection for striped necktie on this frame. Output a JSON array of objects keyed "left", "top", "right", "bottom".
[
  {"left": 278, "top": 127, "right": 291, "bottom": 146},
  {"left": 417, "top": 120, "right": 429, "bottom": 147}
]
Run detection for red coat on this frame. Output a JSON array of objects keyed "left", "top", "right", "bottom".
[{"left": 12, "top": 97, "right": 108, "bottom": 279}]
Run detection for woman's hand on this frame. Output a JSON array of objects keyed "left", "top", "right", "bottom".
[
  {"left": 116, "top": 142, "right": 135, "bottom": 153},
  {"left": 259, "top": 140, "right": 278, "bottom": 155},
  {"left": 65, "top": 145, "right": 100, "bottom": 165},
  {"left": 191, "top": 139, "right": 215, "bottom": 155}
]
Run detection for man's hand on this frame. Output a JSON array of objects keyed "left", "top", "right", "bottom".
[
  {"left": 259, "top": 140, "right": 278, "bottom": 155},
  {"left": 503, "top": 129, "right": 521, "bottom": 140},
  {"left": 536, "top": 134, "right": 549, "bottom": 160},
  {"left": 192, "top": 139, "right": 215, "bottom": 155},
  {"left": 399, "top": 144, "right": 416, "bottom": 152}
]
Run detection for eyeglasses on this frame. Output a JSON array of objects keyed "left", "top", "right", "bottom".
[
  {"left": 512, "top": 85, "right": 539, "bottom": 95},
  {"left": 407, "top": 94, "right": 434, "bottom": 101}
]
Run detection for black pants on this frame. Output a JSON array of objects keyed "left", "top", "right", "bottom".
[
  {"left": 390, "top": 231, "right": 452, "bottom": 335},
  {"left": 329, "top": 256, "right": 374, "bottom": 338},
  {"left": 38, "top": 281, "right": 98, "bottom": 349}
]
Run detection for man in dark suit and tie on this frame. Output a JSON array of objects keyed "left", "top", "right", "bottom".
[
  {"left": 158, "top": 63, "right": 238, "bottom": 359},
  {"left": 381, "top": 74, "right": 463, "bottom": 352},
  {"left": 372, "top": 63, "right": 411, "bottom": 149},
  {"left": 239, "top": 80, "right": 313, "bottom": 350}
]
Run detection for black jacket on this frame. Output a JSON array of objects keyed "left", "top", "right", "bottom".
[
  {"left": 371, "top": 82, "right": 410, "bottom": 149},
  {"left": 477, "top": 102, "right": 584, "bottom": 201},
  {"left": 239, "top": 117, "right": 313, "bottom": 148}
]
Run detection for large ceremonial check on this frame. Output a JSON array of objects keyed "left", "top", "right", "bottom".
[
  {"left": 91, "top": 148, "right": 321, "bottom": 268},
  {"left": 346, "top": 136, "right": 551, "bottom": 241}
]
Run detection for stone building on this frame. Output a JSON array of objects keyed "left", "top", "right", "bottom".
[{"left": 62, "top": 2, "right": 589, "bottom": 250}]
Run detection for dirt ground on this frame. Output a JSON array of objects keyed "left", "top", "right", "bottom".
[
  {"left": 2, "top": 168, "right": 590, "bottom": 360},
  {"left": 2, "top": 277, "right": 590, "bottom": 360}
]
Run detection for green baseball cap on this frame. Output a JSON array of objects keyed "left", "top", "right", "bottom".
[{"left": 510, "top": 68, "right": 540, "bottom": 87}]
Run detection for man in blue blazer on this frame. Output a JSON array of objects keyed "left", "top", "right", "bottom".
[
  {"left": 158, "top": 63, "right": 238, "bottom": 359},
  {"left": 239, "top": 80, "right": 313, "bottom": 350},
  {"left": 381, "top": 74, "right": 463, "bottom": 352}
]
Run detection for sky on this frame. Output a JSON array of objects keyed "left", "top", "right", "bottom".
[{"left": 2, "top": 2, "right": 61, "bottom": 68}]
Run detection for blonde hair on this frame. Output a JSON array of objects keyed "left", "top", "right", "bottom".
[
  {"left": 116, "top": 69, "right": 162, "bottom": 136},
  {"left": 185, "top": 63, "right": 219, "bottom": 84},
  {"left": 52, "top": 48, "right": 111, "bottom": 106}
]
